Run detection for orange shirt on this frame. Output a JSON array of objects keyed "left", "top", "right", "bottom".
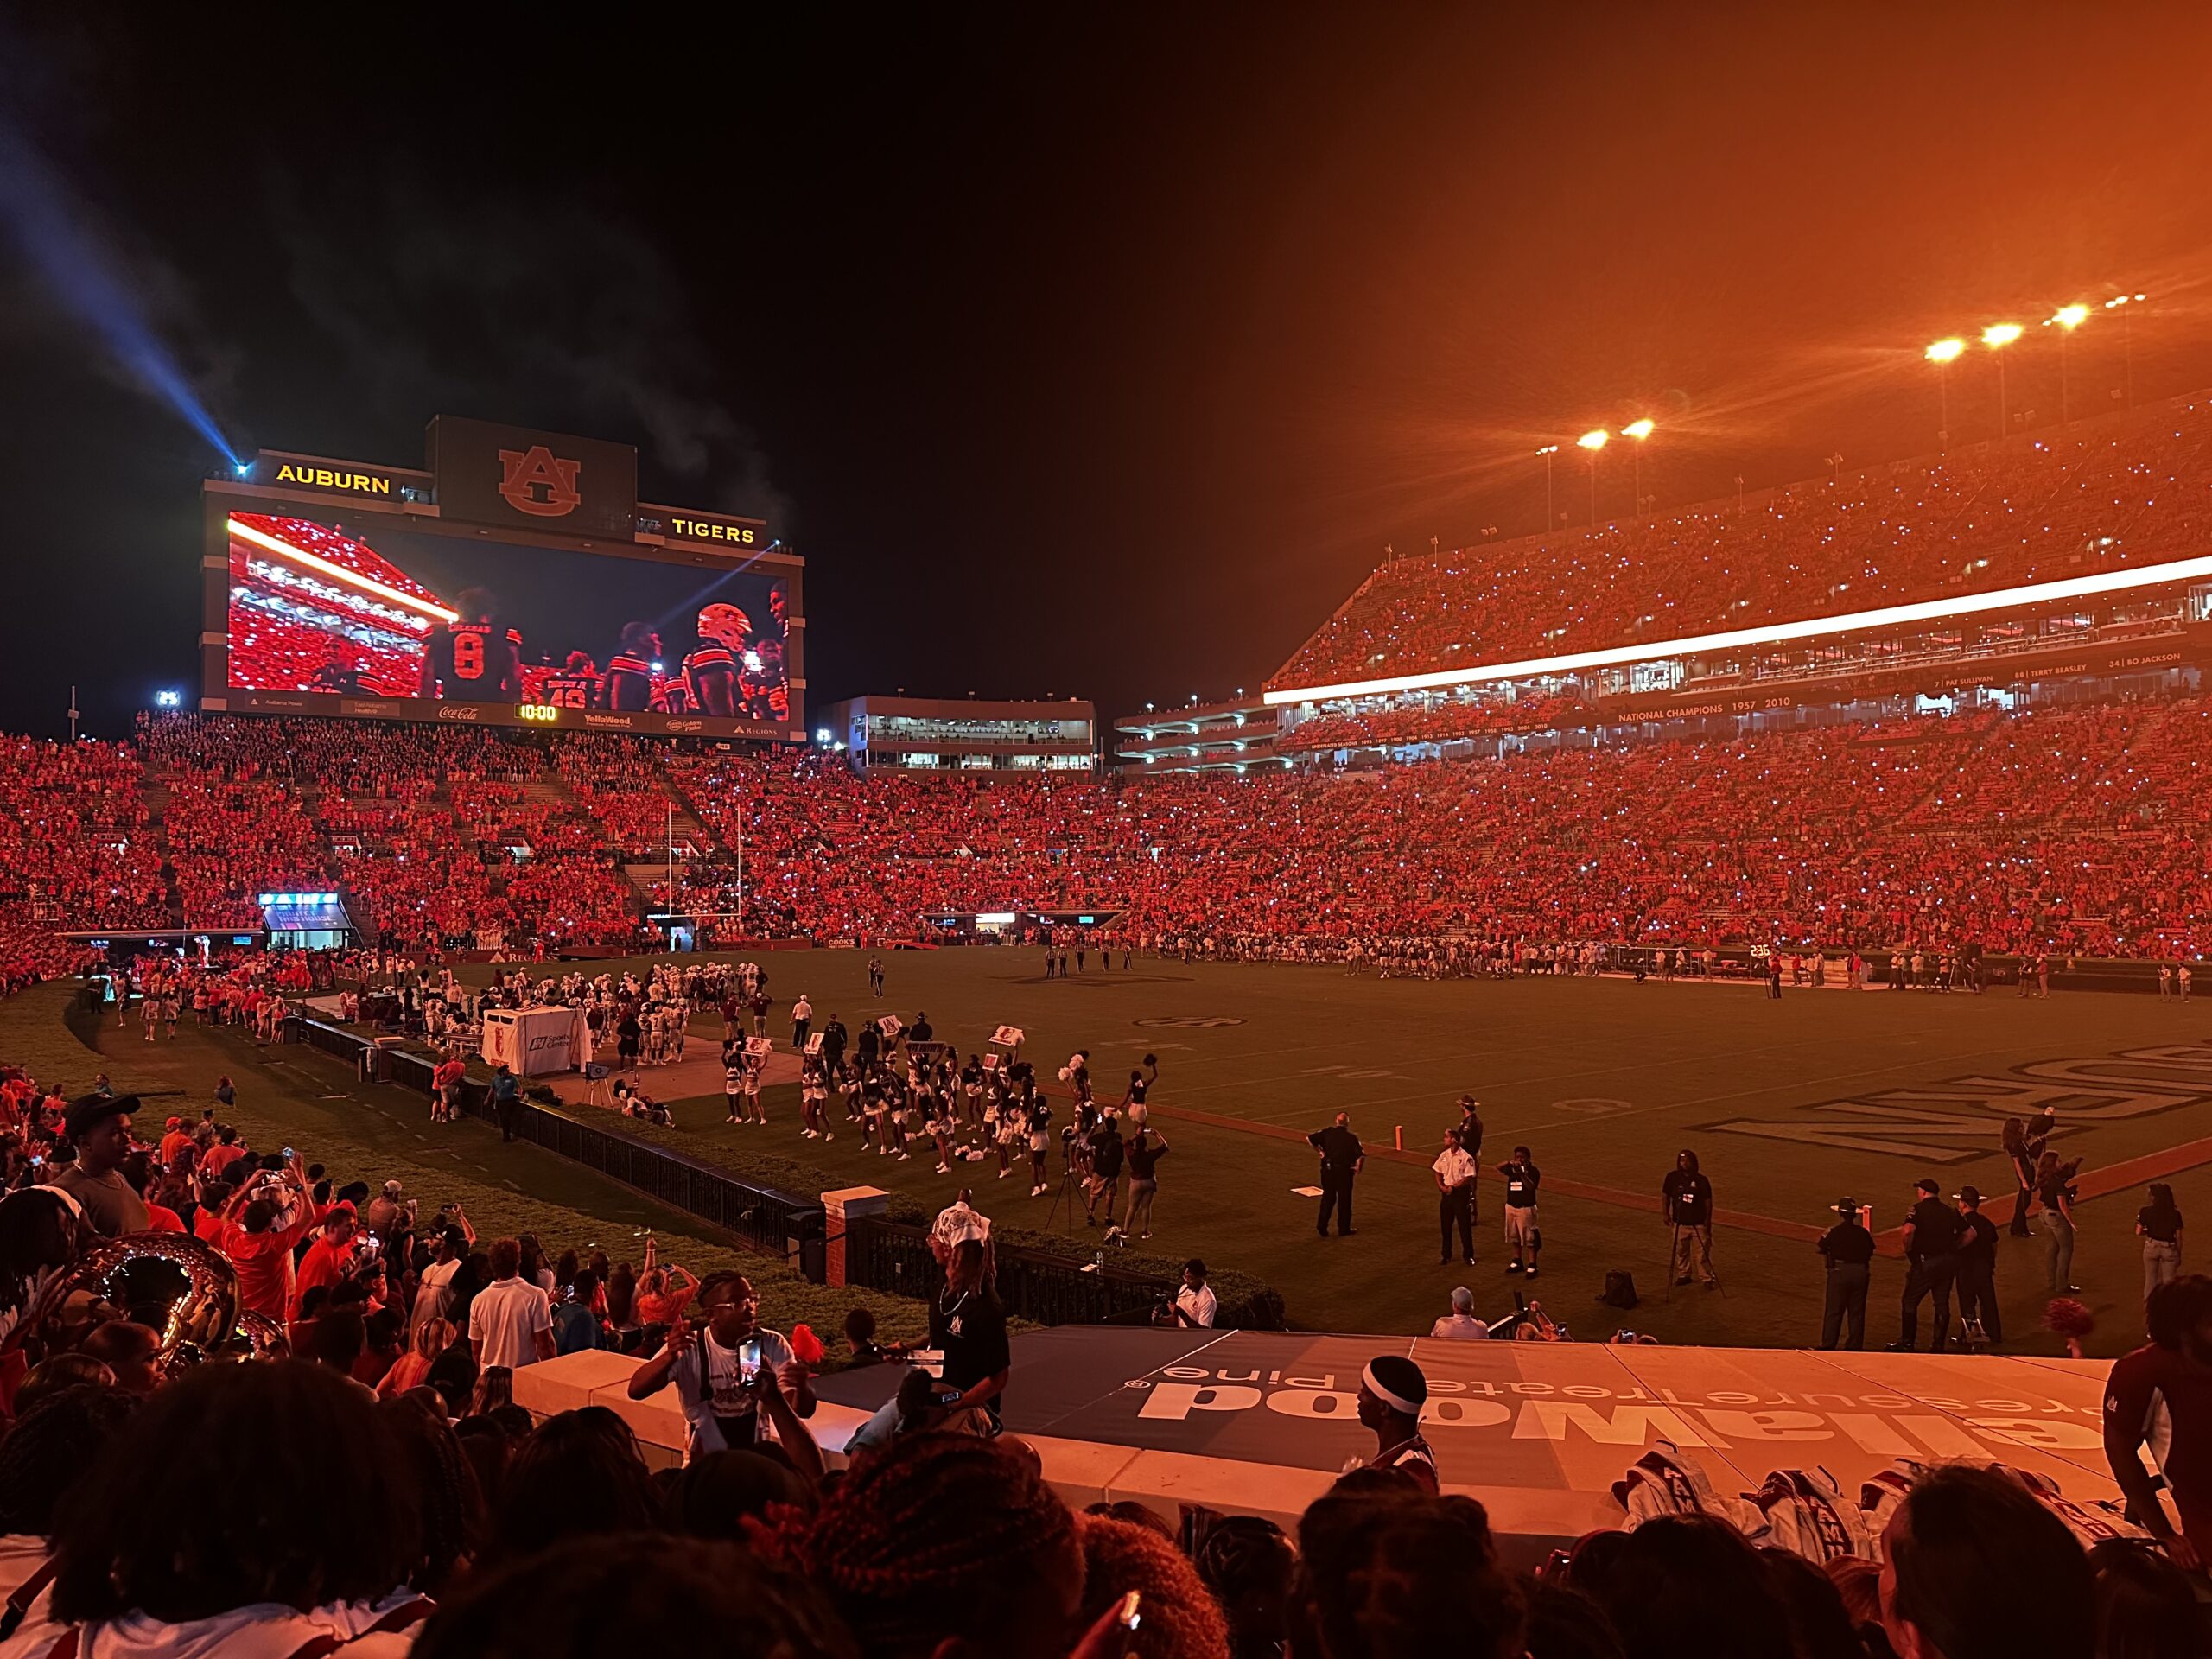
[
  {"left": 144, "top": 1203, "right": 185, "bottom": 1233},
  {"left": 290, "top": 1234, "right": 352, "bottom": 1319},
  {"left": 222, "top": 1212, "right": 312, "bottom": 1321},
  {"left": 159, "top": 1130, "right": 194, "bottom": 1166}
]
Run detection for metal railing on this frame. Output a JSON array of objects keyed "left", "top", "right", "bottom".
[
  {"left": 846, "top": 1213, "right": 1171, "bottom": 1326},
  {"left": 287, "top": 1017, "right": 825, "bottom": 1279}
]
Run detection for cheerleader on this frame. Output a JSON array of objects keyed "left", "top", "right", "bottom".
[
  {"left": 861, "top": 1078, "right": 886, "bottom": 1154},
  {"left": 928, "top": 1098, "right": 957, "bottom": 1174},
  {"left": 800, "top": 1053, "right": 831, "bottom": 1140},
  {"left": 740, "top": 1052, "right": 766, "bottom": 1126},
  {"left": 723, "top": 1044, "right": 745, "bottom": 1124},
  {"left": 1027, "top": 1096, "right": 1053, "bottom": 1195},
  {"left": 962, "top": 1053, "right": 986, "bottom": 1132}
]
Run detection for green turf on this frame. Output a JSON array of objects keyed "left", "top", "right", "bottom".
[
  {"left": 27, "top": 952, "right": 2211, "bottom": 1357},
  {"left": 474, "top": 948, "right": 2212, "bottom": 1357},
  {"left": 0, "top": 983, "right": 931, "bottom": 1352}
]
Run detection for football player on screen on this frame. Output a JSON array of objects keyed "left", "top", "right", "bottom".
[
  {"left": 602, "top": 622, "right": 662, "bottom": 712},
  {"left": 420, "top": 587, "right": 523, "bottom": 702},
  {"left": 543, "top": 651, "right": 602, "bottom": 709},
  {"left": 682, "top": 603, "right": 748, "bottom": 718},
  {"left": 741, "top": 582, "right": 791, "bottom": 721}
]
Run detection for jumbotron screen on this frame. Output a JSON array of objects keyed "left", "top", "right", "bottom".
[{"left": 222, "top": 510, "right": 792, "bottom": 729}]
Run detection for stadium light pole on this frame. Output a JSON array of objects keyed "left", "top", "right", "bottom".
[
  {"left": 2104, "top": 293, "right": 2146, "bottom": 407},
  {"left": 1535, "top": 444, "right": 1560, "bottom": 534},
  {"left": 2043, "top": 304, "right": 2089, "bottom": 424},
  {"left": 1982, "top": 322, "right": 2023, "bottom": 437},
  {"left": 1577, "top": 429, "right": 1609, "bottom": 526},
  {"left": 1623, "top": 419, "right": 1655, "bottom": 518},
  {"left": 1925, "top": 337, "right": 1965, "bottom": 450}
]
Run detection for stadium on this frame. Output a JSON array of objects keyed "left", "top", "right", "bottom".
[{"left": 6, "top": 13, "right": 2212, "bottom": 1656}]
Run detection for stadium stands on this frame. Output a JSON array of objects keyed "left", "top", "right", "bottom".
[
  {"left": 0, "top": 688, "right": 2202, "bottom": 971},
  {"left": 1268, "top": 397, "right": 2212, "bottom": 695}
]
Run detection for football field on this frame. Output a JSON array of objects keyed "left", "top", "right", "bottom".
[{"left": 628, "top": 949, "right": 2212, "bottom": 1356}]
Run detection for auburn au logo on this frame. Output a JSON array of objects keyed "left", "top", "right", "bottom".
[{"left": 497, "top": 446, "right": 583, "bottom": 518}]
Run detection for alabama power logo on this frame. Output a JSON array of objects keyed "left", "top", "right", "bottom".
[{"left": 497, "top": 445, "right": 583, "bottom": 518}]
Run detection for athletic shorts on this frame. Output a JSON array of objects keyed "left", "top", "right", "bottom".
[{"left": 1504, "top": 1206, "right": 1538, "bottom": 1249}]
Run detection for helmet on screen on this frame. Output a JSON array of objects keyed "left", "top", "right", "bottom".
[{"left": 697, "top": 604, "right": 753, "bottom": 650}]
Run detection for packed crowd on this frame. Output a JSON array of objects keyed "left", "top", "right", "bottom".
[
  {"left": 3, "top": 684, "right": 2210, "bottom": 971},
  {"left": 1270, "top": 394, "right": 2212, "bottom": 691}
]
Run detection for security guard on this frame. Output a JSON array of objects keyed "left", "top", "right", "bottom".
[
  {"left": 1891, "top": 1177, "right": 1961, "bottom": 1351},
  {"left": 1816, "top": 1197, "right": 1874, "bottom": 1350},
  {"left": 1309, "top": 1111, "right": 1364, "bottom": 1237},
  {"left": 1432, "top": 1131, "right": 1477, "bottom": 1265},
  {"left": 1952, "top": 1185, "right": 2001, "bottom": 1347}
]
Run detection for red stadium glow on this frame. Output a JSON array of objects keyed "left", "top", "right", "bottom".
[{"left": 1262, "top": 551, "right": 2212, "bottom": 706}]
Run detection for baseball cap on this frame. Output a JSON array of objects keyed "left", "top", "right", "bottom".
[
  {"left": 1914, "top": 1178, "right": 1941, "bottom": 1196},
  {"left": 63, "top": 1093, "right": 135, "bottom": 1143}
]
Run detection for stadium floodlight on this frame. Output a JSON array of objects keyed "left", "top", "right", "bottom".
[
  {"left": 1925, "top": 338, "right": 1967, "bottom": 449},
  {"left": 1981, "top": 323, "right": 2024, "bottom": 437},
  {"left": 1621, "top": 421, "right": 1656, "bottom": 518},
  {"left": 1261, "top": 550, "right": 2212, "bottom": 708},
  {"left": 1575, "top": 431, "right": 1608, "bottom": 526},
  {"left": 2045, "top": 305, "right": 2091, "bottom": 424}
]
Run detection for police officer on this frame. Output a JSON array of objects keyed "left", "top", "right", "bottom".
[
  {"left": 1432, "top": 1131, "right": 1477, "bottom": 1266},
  {"left": 1891, "top": 1177, "right": 1961, "bottom": 1351},
  {"left": 1309, "top": 1112, "right": 1364, "bottom": 1237},
  {"left": 1951, "top": 1185, "right": 2001, "bottom": 1347},
  {"left": 1816, "top": 1197, "right": 1874, "bottom": 1350}
]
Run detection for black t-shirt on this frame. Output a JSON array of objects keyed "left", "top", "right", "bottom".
[
  {"left": 1663, "top": 1170, "right": 1713, "bottom": 1225},
  {"left": 2039, "top": 1173, "right": 2075, "bottom": 1213},
  {"left": 1819, "top": 1221, "right": 1875, "bottom": 1266},
  {"left": 1311, "top": 1125, "right": 1363, "bottom": 1178},
  {"left": 1090, "top": 1131, "right": 1125, "bottom": 1179},
  {"left": 2141, "top": 1205, "right": 2184, "bottom": 1243},
  {"left": 1955, "top": 1210, "right": 1998, "bottom": 1269},
  {"left": 1127, "top": 1140, "right": 1166, "bottom": 1180},
  {"left": 1499, "top": 1161, "right": 1540, "bottom": 1206},
  {"left": 1906, "top": 1197, "right": 1961, "bottom": 1259},
  {"left": 931, "top": 1286, "right": 1009, "bottom": 1414}
]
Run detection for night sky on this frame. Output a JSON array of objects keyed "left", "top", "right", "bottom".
[{"left": 5, "top": 5, "right": 2212, "bottom": 737}]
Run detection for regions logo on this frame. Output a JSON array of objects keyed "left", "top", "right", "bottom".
[
  {"left": 1135, "top": 1016, "right": 1245, "bottom": 1029},
  {"left": 1703, "top": 1044, "right": 2212, "bottom": 1163},
  {"left": 497, "top": 445, "right": 584, "bottom": 518}
]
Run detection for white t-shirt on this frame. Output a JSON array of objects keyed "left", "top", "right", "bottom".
[
  {"left": 470, "top": 1275, "right": 552, "bottom": 1369},
  {"left": 410, "top": 1256, "right": 462, "bottom": 1333},
  {"left": 1175, "top": 1283, "right": 1218, "bottom": 1328}
]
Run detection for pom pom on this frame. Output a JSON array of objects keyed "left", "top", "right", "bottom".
[{"left": 789, "top": 1322, "right": 825, "bottom": 1365}]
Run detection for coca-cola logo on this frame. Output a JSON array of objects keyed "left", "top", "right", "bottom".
[{"left": 435, "top": 704, "right": 483, "bottom": 722}]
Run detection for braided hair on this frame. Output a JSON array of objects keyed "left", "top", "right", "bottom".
[
  {"left": 1295, "top": 1483, "right": 1523, "bottom": 1659},
  {"left": 769, "top": 1433, "right": 1078, "bottom": 1656}
]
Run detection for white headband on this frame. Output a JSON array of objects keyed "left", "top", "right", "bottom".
[{"left": 1362, "top": 1361, "right": 1421, "bottom": 1416}]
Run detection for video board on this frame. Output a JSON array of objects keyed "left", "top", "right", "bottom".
[{"left": 201, "top": 421, "right": 802, "bottom": 739}]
